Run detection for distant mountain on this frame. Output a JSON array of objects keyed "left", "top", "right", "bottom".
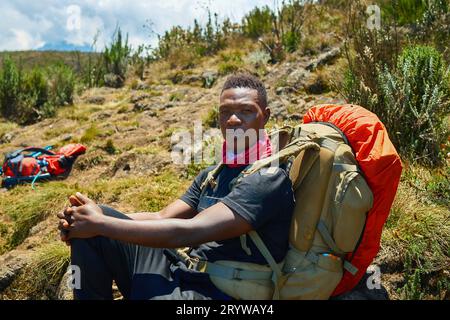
[{"left": 37, "top": 41, "right": 93, "bottom": 52}]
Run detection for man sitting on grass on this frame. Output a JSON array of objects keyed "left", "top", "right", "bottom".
[{"left": 57, "top": 73, "right": 295, "bottom": 300}]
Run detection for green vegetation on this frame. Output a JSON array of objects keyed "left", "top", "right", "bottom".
[
  {"left": 218, "top": 51, "right": 244, "bottom": 75},
  {"left": 104, "top": 139, "right": 117, "bottom": 155},
  {"left": 381, "top": 0, "right": 428, "bottom": 26},
  {"left": 103, "top": 28, "right": 132, "bottom": 88},
  {"left": 243, "top": 1, "right": 312, "bottom": 62},
  {"left": 0, "top": 56, "right": 75, "bottom": 124},
  {"left": 202, "top": 105, "right": 219, "bottom": 128},
  {"left": 242, "top": 6, "right": 273, "bottom": 39},
  {"left": 340, "top": 2, "right": 450, "bottom": 297},
  {"left": 382, "top": 165, "right": 449, "bottom": 299},
  {"left": 3, "top": 242, "right": 70, "bottom": 299},
  {"left": 344, "top": 45, "right": 449, "bottom": 165},
  {"left": 151, "top": 11, "right": 233, "bottom": 68},
  {"left": 0, "top": 182, "right": 78, "bottom": 252},
  {"left": 342, "top": 0, "right": 450, "bottom": 166},
  {"left": 80, "top": 124, "right": 101, "bottom": 144}
]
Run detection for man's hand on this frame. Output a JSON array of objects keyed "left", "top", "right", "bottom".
[
  {"left": 57, "top": 194, "right": 81, "bottom": 245},
  {"left": 57, "top": 192, "right": 105, "bottom": 244}
]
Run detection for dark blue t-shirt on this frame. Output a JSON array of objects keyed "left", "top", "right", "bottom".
[{"left": 180, "top": 164, "right": 295, "bottom": 264}]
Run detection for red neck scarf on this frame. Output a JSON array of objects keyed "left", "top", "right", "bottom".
[{"left": 222, "top": 131, "right": 272, "bottom": 168}]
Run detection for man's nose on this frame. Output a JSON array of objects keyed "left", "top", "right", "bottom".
[{"left": 227, "top": 113, "right": 242, "bottom": 125}]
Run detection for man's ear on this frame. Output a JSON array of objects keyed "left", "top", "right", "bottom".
[{"left": 263, "top": 107, "right": 271, "bottom": 125}]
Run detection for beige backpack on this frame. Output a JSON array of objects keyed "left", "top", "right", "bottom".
[{"left": 179, "top": 122, "right": 374, "bottom": 300}]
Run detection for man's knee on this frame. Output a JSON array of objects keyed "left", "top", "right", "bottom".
[{"left": 70, "top": 237, "right": 95, "bottom": 256}]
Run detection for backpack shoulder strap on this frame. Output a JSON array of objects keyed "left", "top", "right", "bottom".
[
  {"left": 7, "top": 147, "right": 55, "bottom": 160},
  {"left": 248, "top": 231, "right": 284, "bottom": 300},
  {"left": 199, "top": 162, "right": 225, "bottom": 194},
  {"left": 237, "top": 137, "right": 321, "bottom": 184}
]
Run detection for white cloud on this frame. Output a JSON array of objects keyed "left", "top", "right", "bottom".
[
  {"left": 10, "top": 29, "right": 44, "bottom": 50},
  {"left": 0, "top": 0, "right": 276, "bottom": 51}
]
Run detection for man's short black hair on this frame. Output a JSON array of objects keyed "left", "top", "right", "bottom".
[{"left": 221, "top": 73, "right": 268, "bottom": 109}]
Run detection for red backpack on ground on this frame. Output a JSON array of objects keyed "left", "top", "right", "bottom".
[{"left": 1, "top": 143, "right": 86, "bottom": 188}]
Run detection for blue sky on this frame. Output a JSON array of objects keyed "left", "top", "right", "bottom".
[{"left": 0, "top": 0, "right": 276, "bottom": 52}]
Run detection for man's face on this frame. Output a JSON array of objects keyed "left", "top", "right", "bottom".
[{"left": 219, "top": 88, "right": 270, "bottom": 151}]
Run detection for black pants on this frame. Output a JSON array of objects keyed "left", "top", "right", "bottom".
[{"left": 70, "top": 205, "right": 231, "bottom": 300}]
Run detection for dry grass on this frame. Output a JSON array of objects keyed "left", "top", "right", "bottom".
[
  {"left": 0, "top": 242, "right": 70, "bottom": 300},
  {"left": 380, "top": 164, "right": 450, "bottom": 299}
]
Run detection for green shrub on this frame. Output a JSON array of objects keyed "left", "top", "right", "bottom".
[
  {"left": 0, "top": 56, "right": 21, "bottom": 118},
  {"left": 381, "top": 0, "right": 428, "bottom": 26},
  {"left": 382, "top": 0, "right": 449, "bottom": 61},
  {"left": 245, "top": 50, "right": 271, "bottom": 76},
  {"left": 104, "top": 139, "right": 117, "bottom": 155},
  {"left": 218, "top": 62, "right": 241, "bottom": 75},
  {"left": 48, "top": 64, "right": 75, "bottom": 106},
  {"left": 345, "top": 45, "right": 449, "bottom": 165},
  {"left": 377, "top": 46, "right": 449, "bottom": 165},
  {"left": 203, "top": 105, "right": 219, "bottom": 128},
  {"left": 419, "top": 0, "right": 450, "bottom": 61},
  {"left": 80, "top": 124, "right": 100, "bottom": 143},
  {"left": 150, "top": 10, "right": 234, "bottom": 66},
  {"left": 130, "top": 44, "right": 150, "bottom": 80},
  {"left": 256, "top": 0, "right": 311, "bottom": 62},
  {"left": 78, "top": 41, "right": 105, "bottom": 88},
  {"left": 342, "top": 1, "right": 450, "bottom": 165},
  {"left": 0, "top": 57, "right": 76, "bottom": 123},
  {"left": 23, "top": 67, "right": 48, "bottom": 109},
  {"left": 281, "top": 30, "right": 301, "bottom": 53},
  {"left": 246, "top": 50, "right": 271, "bottom": 66},
  {"left": 279, "top": 1, "right": 310, "bottom": 52},
  {"left": 103, "top": 28, "right": 132, "bottom": 87},
  {"left": 218, "top": 51, "right": 244, "bottom": 75},
  {"left": 342, "top": 1, "right": 400, "bottom": 98},
  {"left": 242, "top": 6, "right": 273, "bottom": 39}
]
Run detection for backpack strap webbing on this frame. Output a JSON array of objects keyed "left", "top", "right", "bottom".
[
  {"left": 248, "top": 231, "right": 284, "bottom": 300},
  {"left": 204, "top": 262, "right": 273, "bottom": 281},
  {"left": 199, "top": 162, "right": 224, "bottom": 193},
  {"left": 240, "top": 234, "right": 252, "bottom": 256},
  {"left": 6, "top": 147, "right": 55, "bottom": 160}
]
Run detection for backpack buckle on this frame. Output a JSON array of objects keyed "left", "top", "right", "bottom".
[
  {"left": 232, "top": 268, "right": 243, "bottom": 280},
  {"left": 208, "top": 178, "right": 217, "bottom": 189}
]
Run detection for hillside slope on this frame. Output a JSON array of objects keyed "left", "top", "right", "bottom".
[{"left": 0, "top": 44, "right": 448, "bottom": 300}]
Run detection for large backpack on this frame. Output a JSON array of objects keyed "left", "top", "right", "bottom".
[
  {"left": 192, "top": 104, "right": 402, "bottom": 300},
  {"left": 1, "top": 143, "right": 86, "bottom": 189}
]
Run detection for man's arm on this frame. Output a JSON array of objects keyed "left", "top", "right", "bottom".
[
  {"left": 98, "top": 202, "right": 252, "bottom": 248},
  {"left": 57, "top": 196, "right": 198, "bottom": 244},
  {"left": 62, "top": 193, "right": 252, "bottom": 248},
  {"left": 126, "top": 199, "right": 197, "bottom": 221}
]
